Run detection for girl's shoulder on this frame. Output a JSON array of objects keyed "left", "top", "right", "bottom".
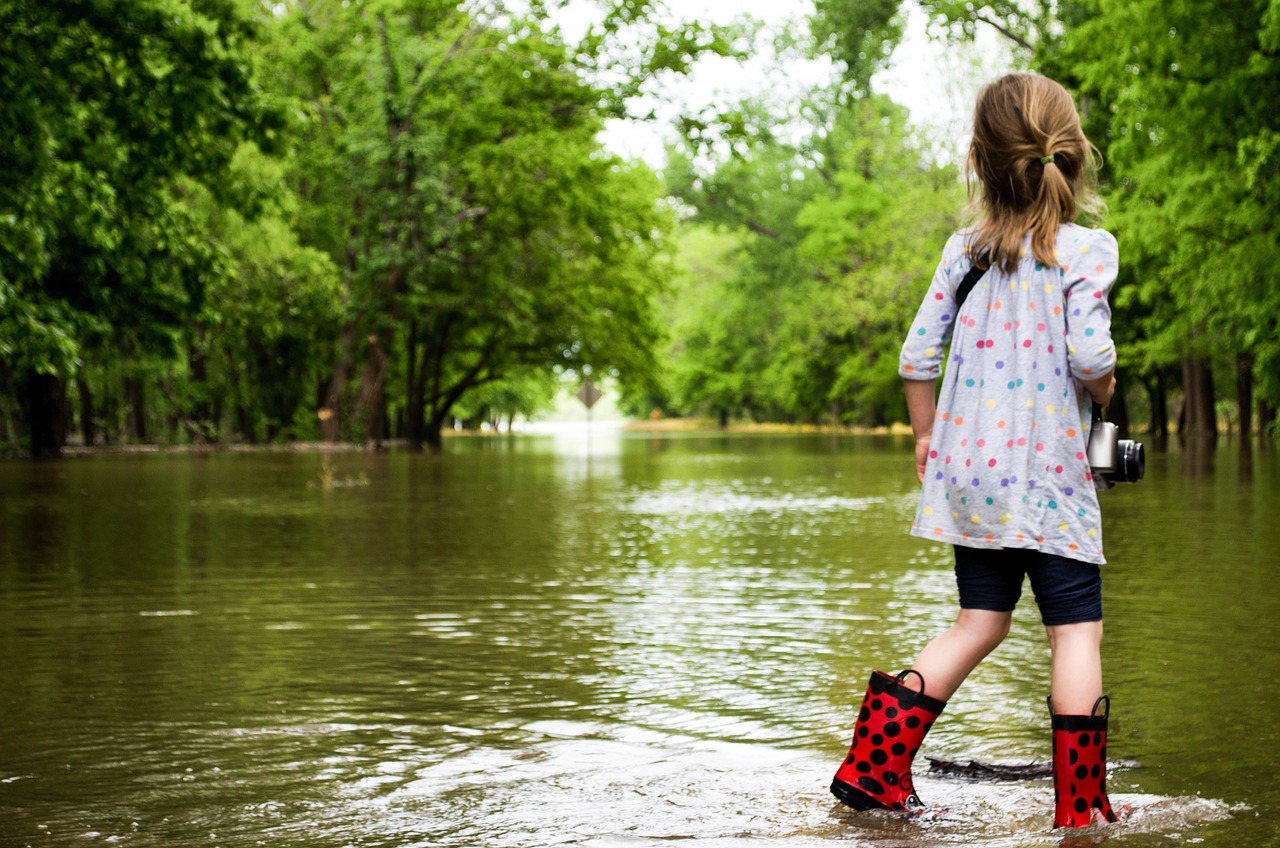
[
  {"left": 941, "top": 227, "right": 979, "bottom": 265},
  {"left": 1056, "top": 223, "right": 1118, "bottom": 256}
]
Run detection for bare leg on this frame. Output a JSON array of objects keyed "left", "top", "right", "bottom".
[
  {"left": 1046, "top": 620, "right": 1104, "bottom": 714},
  {"left": 910, "top": 608, "right": 1013, "bottom": 701}
]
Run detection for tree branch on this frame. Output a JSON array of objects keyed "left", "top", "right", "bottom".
[
  {"left": 973, "top": 13, "right": 1035, "bottom": 53},
  {"left": 428, "top": 330, "right": 506, "bottom": 418},
  {"left": 745, "top": 219, "right": 782, "bottom": 240}
]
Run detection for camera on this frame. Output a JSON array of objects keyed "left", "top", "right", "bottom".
[{"left": 1086, "top": 419, "right": 1145, "bottom": 490}]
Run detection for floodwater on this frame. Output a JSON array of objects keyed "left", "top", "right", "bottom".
[{"left": 1, "top": 429, "right": 1276, "bottom": 847}]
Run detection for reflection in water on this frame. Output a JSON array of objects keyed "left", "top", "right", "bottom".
[{"left": 0, "top": 433, "right": 1273, "bottom": 846}]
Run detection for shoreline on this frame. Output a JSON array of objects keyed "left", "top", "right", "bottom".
[{"left": 9, "top": 420, "right": 915, "bottom": 458}]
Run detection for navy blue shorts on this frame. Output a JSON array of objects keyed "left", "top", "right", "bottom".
[{"left": 954, "top": 545, "right": 1103, "bottom": 626}]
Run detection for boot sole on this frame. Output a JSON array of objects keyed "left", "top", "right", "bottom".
[{"left": 830, "top": 778, "right": 887, "bottom": 811}]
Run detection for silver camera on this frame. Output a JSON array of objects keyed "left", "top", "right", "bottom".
[{"left": 1087, "top": 420, "right": 1145, "bottom": 490}]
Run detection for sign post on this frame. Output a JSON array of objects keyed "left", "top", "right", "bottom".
[{"left": 575, "top": 380, "right": 603, "bottom": 452}]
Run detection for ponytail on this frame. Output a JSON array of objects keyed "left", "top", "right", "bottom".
[{"left": 966, "top": 74, "right": 1103, "bottom": 273}]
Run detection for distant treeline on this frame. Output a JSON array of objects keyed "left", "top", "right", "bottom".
[{"left": 2, "top": 0, "right": 1277, "bottom": 456}]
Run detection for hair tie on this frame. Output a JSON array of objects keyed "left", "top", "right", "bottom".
[{"left": 1040, "top": 155, "right": 1055, "bottom": 165}]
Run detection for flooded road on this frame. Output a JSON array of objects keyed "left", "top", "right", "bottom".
[{"left": 1, "top": 430, "right": 1274, "bottom": 846}]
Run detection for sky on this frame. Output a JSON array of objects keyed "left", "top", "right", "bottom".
[{"left": 551, "top": 0, "right": 1014, "bottom": 167}]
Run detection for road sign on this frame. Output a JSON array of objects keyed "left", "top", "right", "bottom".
[{"left": 575, "top": 380, "right": 603, "bottom": 410}]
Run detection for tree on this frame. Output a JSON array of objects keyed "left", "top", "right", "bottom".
[
  {"left": 191, "top": 144, "right": 345, "bottom": 442},
  {"left": 0, "top": 0, "right": 282, "bottom": 455},
  {"left": 1064, "top": 0, "right": 1280, "bottom": 439},
  {"left": 662, "top": 92, "right": 962, "bottom": 426},
  {"left": 263, "top": 0, "right": 734, "bottom": 450},
  {"left": 791, "top": 97, "right": 963, "bottom": 425}
]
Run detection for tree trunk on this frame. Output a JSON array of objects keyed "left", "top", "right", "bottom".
[
  {"left": 1108, "top": 374, "right": 1130, "bottom": 437},
  {"left": 869, "top": 402, "right": 886, "bottom": 429},
  {"left": 24, "top": 371, "right": 67, "bottom": 458},
  {"left": 320, "top": 322, "right": 355, "bottom": 442},
  {"left": 155, "top": 381, "right": 208, "bottom": 445},
  {"left": 0, "top": 360, "right": 14, "bottom": 446},
  {"left": 189, "top": 344, "right": 213, "bottom": 434},
  {"left": 405, "top": 321, "right": 426, "bottom": 448},
  {"left": 405, "top": 327, "right": 428, "bottom": 450},
  {"left": 76, "top": 371, "right": 95, "bottom": 447},
  {"left": 1259, "top": 399, "right": 1274, "bottom": 444},
  {"left": 1236, "top": 353, "right": 1254, "bottom": 438},
  {"left": 375, "top": 381, "right": 389, "bottom": 445},
  {"left": 1180, "top": 356, "right": 1217, "bottom": 443},
  {"left": 124, "top": 376, "right": 147, "bottom": 442},
  {"left": 1152, "top": 371, "right": 1169, "bottom": 444},
  {"left": 1141, "top": 371, "right": 1169, "bottom": 446},
  {"left": 424, "top": 410, "right": 446, "bottom": 454},
  {"left": 354, "top": 333, "right": 391, "bottom": 446},
  {"left": 239, "top": 405, "right": 257, "bottom": 443},
  {"left": 407, "top": 398, "right": 427, "bottom": 450}
]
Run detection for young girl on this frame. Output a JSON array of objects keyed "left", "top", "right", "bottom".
[{"left": 830, "top": 73, "right": 1121, "bottom": 829}]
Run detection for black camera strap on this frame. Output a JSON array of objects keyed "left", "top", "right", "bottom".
[{"left": 954, "top": 254, "right": 990, "bottom": 310}]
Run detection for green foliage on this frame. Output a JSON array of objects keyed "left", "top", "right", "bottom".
[
  {"left": 450, "top": 368, "right": 561, "bottom": 429},
  {"left": 810, "top": 0, "right": 906, "bottom": 90},
  {"left": 197, "top": 148, "right": 345, "bottom": 440},
  {"left": 660, "top": 0, "right": 1280, "bottom": 437},
  {"left": 2, "top": 0, "right": 738, "bottom": 452},
  {"left": 257, "top": 0, "right": 719, "bottom": 448},
  {"left": 663, "top": 95, "right": 962, "bottom": 426},
  {"left": 922, "top": 0, "right": 1058, "bottom": 55},
  {"left": 8, "top": 0, "right": 1280, "bottom": 451},
  {"left": 0, "top": 0, "right": 289, "bottom": 452},
  {"left": 1064, "top": 0, "right": 1280, "bottom": 413},
  {"left": 0, "top": 0, "right": 281, "bottom": 375}
]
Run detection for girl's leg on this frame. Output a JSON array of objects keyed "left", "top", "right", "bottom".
[
  {"left": 1046, "top": 620, "right": 1118, "bottom": 827},
  {"left": 910, "top": 608, "right": 1013, "bottom": 701},
  {"left": 1045, "top": 620, "right": 1104, "bottom": 714}
]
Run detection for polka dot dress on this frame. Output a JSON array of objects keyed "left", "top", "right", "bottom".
[{"left": 899, "top": 225, "right": 1118, "bottom": 564}]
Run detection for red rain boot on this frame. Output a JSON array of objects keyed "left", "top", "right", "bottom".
[
  {"left": 831, "top": 670, "right": 946, "bottom": 811},
  {"left": 1050, "top": 695, "right": 1120, "bottom": 828}
]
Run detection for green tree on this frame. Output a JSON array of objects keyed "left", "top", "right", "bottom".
[
  {"left": 790, "top": 97, "right": 963, "bottom": 425},
  {"left": 190, "top": 144, "right": 345, "bottom": 442},
  {"left": 264, "top": 0, "right": 729, "bottom": 450},
  {"left": 659, "top": 224, "right": 753, "bottom": 424},
  {"left": 663, "top": 94, "right": 961, "bottom": 426},
  {"left": 664, "top": 127, "right": 822, "bottom": 423},
  {"left": 810, "top": 0, "right": 906, "bottom": 90},
  {"left": 1064, "top": 0, "right": 1280, "bottom": 438},
  {"left": 0, "top": 0, "right": 282, "bottom": 455}
]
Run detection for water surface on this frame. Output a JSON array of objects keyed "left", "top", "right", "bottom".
[{"left": 1, "top": 431, "right": 1275, "bottom": 846}]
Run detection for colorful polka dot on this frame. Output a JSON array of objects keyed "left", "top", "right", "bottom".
[{"left": 904, "top": 228, "right": 1112, "bottom": 561}]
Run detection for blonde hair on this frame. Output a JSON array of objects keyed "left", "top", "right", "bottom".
[{"left": 966, "top": 73, "right": 1103, "bottom": 273}]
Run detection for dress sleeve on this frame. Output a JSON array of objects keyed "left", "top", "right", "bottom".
[
  {"left": 1063, "top": 228, "right": 1118, "bottom": 380},
  {"left": 899, "top": 235, "right": 968, "bottom": 380}
]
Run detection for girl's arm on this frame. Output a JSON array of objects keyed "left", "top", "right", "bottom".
[
  {"left": 905, "top": 378, "right": 937, "bottom": 483},
  {"left": 1063, "top": 229, "right": 1118, "bottom": 391}
]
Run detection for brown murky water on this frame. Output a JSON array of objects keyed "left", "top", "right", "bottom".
[{"left": 1, "top": 430, "right": 1275, "bottom": 846}]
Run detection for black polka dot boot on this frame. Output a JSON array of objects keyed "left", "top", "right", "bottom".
[
  {"left": 1049, "top": 695, "right": 1120, "bottom": 828},
  {"left": 831, "top": 670, "right": 946, "bottom": 811}
]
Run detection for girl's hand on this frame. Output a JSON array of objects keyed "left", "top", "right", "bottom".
[
  {"left": 1081, "top": 371, "right": 1116, "bottom": 407},
  {"left": 915, "top": 435, "right": 931, "bottom": 484}
]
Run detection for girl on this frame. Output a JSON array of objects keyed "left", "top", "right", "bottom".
[{"left": 830, "top": 73, "right": 1121, "bottom": 829}]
